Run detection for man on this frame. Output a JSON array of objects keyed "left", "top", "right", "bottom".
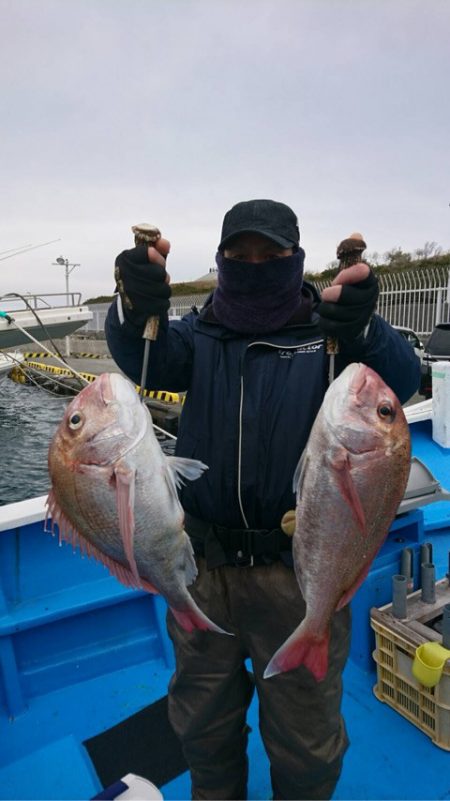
[{"left": 105, "top": 199, "right": 420, "bottom": 800}]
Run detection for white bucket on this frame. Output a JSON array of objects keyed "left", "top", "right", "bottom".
[
  {"left": 114, "top": 774, "right": 163, "bottom": 800},
  {"left": 432, "top": 361, "right": 450, "bottom": 448}
]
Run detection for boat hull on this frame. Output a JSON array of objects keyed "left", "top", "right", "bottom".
[
  {"left": 0, "top": 307, "right": 92, "bottom": 348},
  {"left": 1, "top": 419, "right": 450, "bottom": 800}
]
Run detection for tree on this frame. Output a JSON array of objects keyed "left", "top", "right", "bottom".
[
  {"left": 414, "top": 241, "right": 442, "bottom": 260},
  {"left": 366, "top": 251, "right": 381, "bottom": 267},
  {"left": 383, "top": 248, "right": 412, "bottom": 269}
]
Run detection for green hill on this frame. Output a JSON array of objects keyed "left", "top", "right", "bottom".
[{"left": 84, "top": 248, "right": 450, "bottom": 305}]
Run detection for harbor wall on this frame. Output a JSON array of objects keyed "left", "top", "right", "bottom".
[{"left": 52, "top": 336, "right": 111, "bottom": 357}]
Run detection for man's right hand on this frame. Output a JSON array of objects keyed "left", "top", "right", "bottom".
[{"left": 114, "top": 238, "right": 171, "bottom": 326}]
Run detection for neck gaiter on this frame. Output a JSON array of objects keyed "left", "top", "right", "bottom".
[{"left": 212, "top": 249, "right": 305, "bottom": 334}]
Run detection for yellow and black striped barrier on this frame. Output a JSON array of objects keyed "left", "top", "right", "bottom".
[
  {"left": 136, "top": 386, "right": 184, "bottom": 403},
  {"left": 24, "top": 360, "right": 97, "bottom": 383},
  {"left": 17, "top": 360, "right": 183, "bottom": 403},
  {"left": 72, "top": 352, "right": 106, "bottom": 359},
  {"left": 23, "top": 351, "right": 108, "bottom": 360},
  {"left": 23, "top": 351, "right": 56, "bottom": 359}
]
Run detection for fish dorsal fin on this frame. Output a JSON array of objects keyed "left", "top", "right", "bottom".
[
  {"left": 292, "top": 450, "right": 309, "bottom": 496},
  {"left": 114, "top": 465, "right": 141, "bottom": 584},
  {"left": 166, "top": 456, "right": 208, "bottom": 490}
]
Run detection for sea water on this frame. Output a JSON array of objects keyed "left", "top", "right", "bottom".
[
  {"left": 0, "top": 379, "right": 69, "bottom": 505},
  {"left": 0, "top": 377, "right": 177, "bottom": 506}
]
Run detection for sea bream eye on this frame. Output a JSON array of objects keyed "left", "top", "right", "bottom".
[
  {"left": 68, "top": 412, "right": 83, "bottom": 430},
  {"left": 377, "top": 403, "right": 393, "bottom": 419}
]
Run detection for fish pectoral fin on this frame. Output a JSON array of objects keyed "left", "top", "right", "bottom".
[
  {"left": 114, "top": 465, "right": 141, "bottom": 585},
  {"left": 292, "top": 450, "right": 309, "bottom": 496},
  {"left": 333, "top": 451, "right": 367, "bottom": 536},
  {"left": 166, "top": 456, "right": 208, "bottom": 490}
]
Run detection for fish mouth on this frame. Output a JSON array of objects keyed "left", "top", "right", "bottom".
[
  {"left": 87, "top": 373, "right": 148, "bottom": 461},
  {"left": 333, "top": 363, "right": 397, "bottom": 455},
  {"left": 349, "top": 363, "right": 395, "bottom": 405},
  {"left": 348, "top": 363, "right": 371, "bottom": 397},
  {"left": 348, "top": 363, "right": 386, "bottom": 405},
  {"left": 96, "top": 373, "right": 138, "bottom": 407},
  {"left": 97, "top": 372, "right": 114, "bottom": 404}
]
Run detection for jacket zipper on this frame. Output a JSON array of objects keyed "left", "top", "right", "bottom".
[{"left": 237, "top": 338, "right": 324, "bottom": 528}]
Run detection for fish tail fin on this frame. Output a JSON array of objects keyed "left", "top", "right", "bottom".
[
  {"left": 171, "top": 600, "right": 232, "bottom": 636},
  {"left": 264, "top": 622, "right": 329, "bottom": 681}
]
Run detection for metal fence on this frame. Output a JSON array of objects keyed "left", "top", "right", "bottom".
[
  {"left": 314, "top": 267, "right": 450, "bottom": 339},
  {"left": 81, "top": 303, "right": 110, "bottom": 333},
  {"left": 378, "top": 269, "right": 450, "bottom": 338},
  {"left": 85, "top": 268, "right": 450, "bottom": 339}
]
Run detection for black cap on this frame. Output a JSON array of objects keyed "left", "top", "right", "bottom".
[{"left": 218, "top": 199, "right": 300, "bottom": 251}]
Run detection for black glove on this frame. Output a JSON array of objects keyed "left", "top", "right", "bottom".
[
  {"left": 317, "top": 270, "right": 379, "bottom": 342},
  {"left": 114, "top": 245, "right": 171, "bottom": 326}
]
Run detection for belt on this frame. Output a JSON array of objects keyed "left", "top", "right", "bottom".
[{"left": 185, "top": 513, "right": 292, "bottom": 569}]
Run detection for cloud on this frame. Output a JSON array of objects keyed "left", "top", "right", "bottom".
[{"left": 1, "top": 0, "right": 449, "bottom": 300}]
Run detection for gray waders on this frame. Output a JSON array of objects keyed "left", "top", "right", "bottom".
[{"left": 167, "top": 557, "right": 351, "bottom": 800}]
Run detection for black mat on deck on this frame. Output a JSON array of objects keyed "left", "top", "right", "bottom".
[{"left": 84, "top": 695, "right": 188, "bottom": 788}]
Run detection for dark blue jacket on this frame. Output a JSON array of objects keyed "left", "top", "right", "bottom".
[{"left": 105, "top": 283, "right": 420, "bottom": 531}]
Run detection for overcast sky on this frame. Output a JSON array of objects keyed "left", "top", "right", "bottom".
[{"left": 1, "top": 0, "right": 449, "bottom": 301}]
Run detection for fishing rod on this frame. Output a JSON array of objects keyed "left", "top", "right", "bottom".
[
  {"left": 0, "top": 310, "right": 89, "bottom": 385},
  {"left": 0, "top": 238, "right": 62, "bottom": 261},
  {"left": 327, "top": 232, "right": 367, "bottom": 383},
  {"left": 0, "top": 308, "right": 178, "bottom": 439},
  {"left": 0, "top": 244, "right": 32, "bottom": 256}
]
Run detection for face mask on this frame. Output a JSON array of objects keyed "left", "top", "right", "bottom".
[{"left": 212, "top": 249, "right": 305, "bottom": 334}]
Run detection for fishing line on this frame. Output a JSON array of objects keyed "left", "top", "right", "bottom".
[
  {"left": 6, "top": 343, "right": 178, "bottom": 438},
  {"left": 0, "top": 238, "right": 61, "bottom": 261},
  {"left": 0, "top": 291, "right": 77, "bottom": 369},
  {"left": 0, "top": 244, "right": 33, "bottom": 256},
  {"left": 1, "top": 296, "right": 178, "bottom": 439},
  {"left": 10, "top": 324, "right": 89, "bottom": 385},
  {"left": 13, "top": 364, "right": 77, "bottom": 399},
  {"left": 152, "top": 422, "right": 177, "bottom": 440},
  {"left": 0, "top": 309, "right": 89, "bottom": 387}
]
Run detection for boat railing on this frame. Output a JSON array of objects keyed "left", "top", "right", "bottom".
[{"left": 0, "top": 292, "right": 85, "bottom": 312}]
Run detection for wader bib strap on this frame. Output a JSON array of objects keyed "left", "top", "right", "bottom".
[{"left": 185, "top": 513, "right": 292, "bottom": 569}]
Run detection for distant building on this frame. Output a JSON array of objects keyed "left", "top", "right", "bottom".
[
  {"left": 193, "top": 267, "right": 218, "bottom": 284},
  {"left": 169, "top": 267, "right": 217, "bottom": 317}
]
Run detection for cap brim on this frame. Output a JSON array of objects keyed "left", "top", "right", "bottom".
[{"left": 218, "top": 228, "right": 295, "bottom": 251}]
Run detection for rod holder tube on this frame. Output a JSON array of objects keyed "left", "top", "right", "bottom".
[
  {"left": 400, "top": 548, "right": 413, "bottom": 592},
  {"left": 420, "top": 543, "right": 433, "bottom": 567},
  {"left": 392, "top": 574, "right": 408, "bottom": 619},
  {"left": 421, "top": 563, "right": 436, "bottom": 604},
  {"left": 442, "top": 605, "right": 450, "bottom": 650}
]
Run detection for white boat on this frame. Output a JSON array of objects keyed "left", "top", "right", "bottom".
[
  {"left": 0, "top": 292, "right": 92, "bottom": 349},
  {"left": 0, "top": 351, "right": 24, "bottom": 382}
]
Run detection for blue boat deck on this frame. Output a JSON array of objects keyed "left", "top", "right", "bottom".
[
  {"left": 1, "top": 648, "right": 450, "bottom": 800},
  {"left": 0, "top": 419, "right": 450, "bottom": 800}
]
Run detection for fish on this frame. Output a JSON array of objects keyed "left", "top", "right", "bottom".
[
  {"left": 47, "top": 372, "right": 227, "bottom": 635},
  {"left": 264, "top": 363, "right": 411, "bottom": 681}
]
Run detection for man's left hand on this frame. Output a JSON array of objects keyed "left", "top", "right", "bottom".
[{"left": 318, "top": 263, "right": 379, "bottom": 342}]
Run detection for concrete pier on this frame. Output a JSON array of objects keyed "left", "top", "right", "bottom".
[{"left": 11, "top": 343, "right": 183, "bottom": 435}]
